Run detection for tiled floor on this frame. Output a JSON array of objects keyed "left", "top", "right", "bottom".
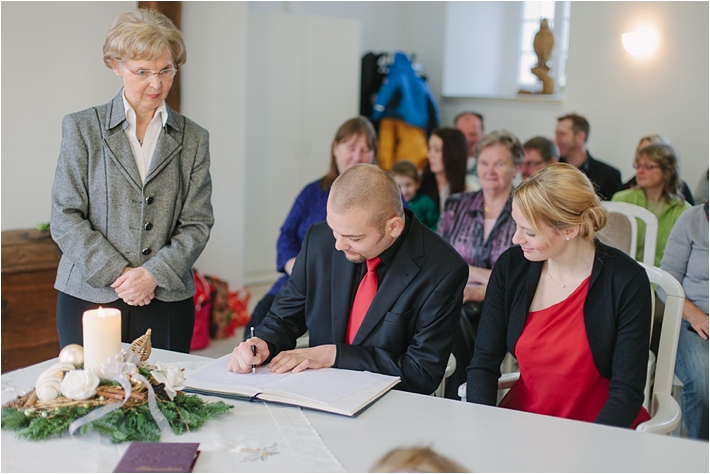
[{"left": 190, "top": 281, "right": 272, "bottom": 359}]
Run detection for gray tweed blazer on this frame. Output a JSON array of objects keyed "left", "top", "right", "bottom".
[{"left": 50, "top": 90, "right": 214, "bottom": 303}]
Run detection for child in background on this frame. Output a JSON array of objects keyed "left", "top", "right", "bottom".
[{"left": 391, "top": 160, "right": 440, "bottom": 230}]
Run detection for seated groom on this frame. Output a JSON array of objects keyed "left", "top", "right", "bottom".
[{"left": 229, "top": 164, "right": 468, "bottom": 394}]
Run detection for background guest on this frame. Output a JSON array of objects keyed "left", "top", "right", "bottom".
[
  {"left": 454, "top": 111, "right": 485, "bottom": 191},
  {"left": 694, "top": 168, "right": 709, "bottom": 204},
  {"left": 622, "top": 133, "right": 694, "bottom": 205},
  {"left": 244, "top": 116, "right": 377, "bottom": 333},
  {"left": 390, "top": 160, "right": 439, "bottom": 230},
  {"left": 555, "top": 113, "right": 622, "bottom": 200},
  {"left": 521, "top": 136, "right": 558, "bottom": 180},
  {"left": 611, "top": 143, "right": 691, "bottom": 266},
  {"left": 468, "top": 163, "right": 651, "bottom": 429},
  {"left": 50, "top": 9, "right": 214, "bottom": 353},
  {"left": 437, "top": 130, "right": 522, "bottom": 399},
  {"left": 659, "top": 202, "right": 708, "bottom": 440},
  {"left": 419, "top": 127, "right": 468, "bottom": 211}
]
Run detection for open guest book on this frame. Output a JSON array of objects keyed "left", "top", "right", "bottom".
[{"left": 185, "top": 354, "right": 400, "bottom": 417}]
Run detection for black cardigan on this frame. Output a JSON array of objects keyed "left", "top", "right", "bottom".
[{"left": 467, "top": 241, "right": 651, "bottom": 427}]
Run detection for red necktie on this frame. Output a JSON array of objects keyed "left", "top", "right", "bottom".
[{"left": 346, "top": 257, "right": 381, "bottom": 344}]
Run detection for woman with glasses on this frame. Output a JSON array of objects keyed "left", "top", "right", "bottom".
[
  {"left": 621, "top": 133, "right": 695, "bottom": 205},
  {"left": 50, "top": 9, "right": 213, "bottom": 353},
  {"left": 611, "top": 143, "right": 691, "bottom": 266}
]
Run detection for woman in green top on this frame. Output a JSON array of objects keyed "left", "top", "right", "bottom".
[{"left": 611, "top": 143, "right": 691, "bottom": 266}]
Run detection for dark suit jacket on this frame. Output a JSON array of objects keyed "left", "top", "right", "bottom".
[
  {"left": 579, "top": 152, "right": 623, "bottom": 201},
  {"left": 257, "top": 209, "right": 469, "bottom": 395}
]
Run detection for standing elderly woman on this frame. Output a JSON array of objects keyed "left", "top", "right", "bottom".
[
  {"left": 245, "top": 117, "right": 377, "bottom": 332},
  {"left": 468, "top": 163, "right": 651, "bottom": 428},
  {"left": 437, "top": 130, "right": 522, "bottom": 398},
  {"left": 612, "top": 143, "right": 691, "bottom": 266},
  {"left": 50, "top": 9, "right": 213, "bottom": 353}
]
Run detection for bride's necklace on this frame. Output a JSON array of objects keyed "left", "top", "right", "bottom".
[{"left": 546, "top": 270, "right": 567, "bottom": 288}]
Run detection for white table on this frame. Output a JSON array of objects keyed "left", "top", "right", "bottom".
[{"left": 2, "top": 349, "right": 707, "bottom": 472}]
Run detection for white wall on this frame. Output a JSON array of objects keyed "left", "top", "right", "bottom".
[
  {"left": 2, "top": 1, "right": 708, "bottom": 289},
  {"left": 243, "top": 11, "right": 360, "bottom": 283},
  {"left": 181, "top": 2, "right": 247, "bottom": 287},
  {"left": 248, "top": 1, "right": 708, "bottom": 186},
  {"left": 1, "top": 1, "right": 247, "bottom": 288},
  {"left": 1, "top": 1, "right": 133, "bottom": 230},
  {"left": 429, "top": 2, "right": 709, "bottom": 185}
]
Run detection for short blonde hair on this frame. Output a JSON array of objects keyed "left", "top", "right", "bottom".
[
  {"left": 514, "top": 162, "right": 607, "bottom": 241},
  {"left": 103, "top": 9, "right": 186, "bottom": 69},
  {"left": 369, "top": 446, "right": 467, "bottom": 473}
]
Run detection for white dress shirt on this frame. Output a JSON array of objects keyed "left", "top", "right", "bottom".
[{"left": 122, "top": 91, "right": 168, "bottom": 183}]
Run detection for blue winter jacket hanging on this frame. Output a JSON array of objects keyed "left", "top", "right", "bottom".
[{"left": 371, "top": 52, "right": 440, "bottom": 130}]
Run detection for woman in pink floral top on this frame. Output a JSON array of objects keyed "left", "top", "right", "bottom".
[{"left": 438, "top": 129, "right": 522, "bottom": 398}]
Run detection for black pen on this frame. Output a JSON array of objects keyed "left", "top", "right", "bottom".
[{"left": 250, "top": 326, "right": 257, "bottom": 374}]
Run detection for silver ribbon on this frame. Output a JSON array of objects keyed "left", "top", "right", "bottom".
[{"left": 68, "top": 350, "right": 173, "bottom": 438}]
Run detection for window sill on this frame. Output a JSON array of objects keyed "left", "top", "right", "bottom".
[{"left": 442, "top": 93, "right": 564, "bottom": 102}]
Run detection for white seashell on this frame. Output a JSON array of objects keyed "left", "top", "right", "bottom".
[
  {"left": 36, "top": 378, "right": 62, "bottom": 401},
  {"left": 35, "top": 362, "right": 75, "bottom": 401}
]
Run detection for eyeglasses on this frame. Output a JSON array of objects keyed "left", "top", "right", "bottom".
[
  {"left": 633, "top": 163, "right": 660, "bottom": 171},
  {"left": 522, "top": 160, "right": 545, "bottom": 168},
  {"left": 121, "top": 62, "right": 177, "bottom": 82}
]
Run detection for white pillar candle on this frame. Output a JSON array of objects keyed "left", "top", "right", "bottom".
[{"left": 82, "top": 307, "right": 121, "bottom": 376}]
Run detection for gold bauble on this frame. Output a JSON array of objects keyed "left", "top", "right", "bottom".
[{"left": 58, "top": 344, "right": 84, "bottom": 368}]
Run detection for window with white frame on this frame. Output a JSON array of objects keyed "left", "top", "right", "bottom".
[
  {"left": 442, "top": 1, "right": 571, "bottom": 97},
  {"left": 518, "top": 1, "right": 571, "bottom": 92}
]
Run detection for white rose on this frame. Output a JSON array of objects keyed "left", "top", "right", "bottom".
[
  {"left": 60, "top": 369, "right": 100, "bottom": 400},
  {"left": 150, "top": 363, "right": 185, "bottom": 401}
]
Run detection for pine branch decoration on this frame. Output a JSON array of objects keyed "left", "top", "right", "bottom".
[{"left": 2, "top": 393, "right": 232, "bottom": 443}]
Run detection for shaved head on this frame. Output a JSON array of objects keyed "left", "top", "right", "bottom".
[{"left": 329, "top": 164, "right": 404, "bottom": 227}]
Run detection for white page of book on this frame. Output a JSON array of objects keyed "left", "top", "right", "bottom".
[{"left": 186, "top": 355, "right": 394, "bottom": 404}]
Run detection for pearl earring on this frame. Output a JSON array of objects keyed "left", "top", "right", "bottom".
[{"left": 566, "top": 237, "right": 570, "bottom": 241}]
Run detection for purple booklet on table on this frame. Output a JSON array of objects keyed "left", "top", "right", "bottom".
[{"left": 113, "top": 442, "right": 200, "bottom": 473}]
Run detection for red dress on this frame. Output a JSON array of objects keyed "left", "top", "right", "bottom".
[{"left": 499, "top": 277, "right": 650, "bottom": 428}]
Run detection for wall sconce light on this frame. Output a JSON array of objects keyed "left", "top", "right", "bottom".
[{"left": 621, "top": 25, "right": 659, "bottom": 57}]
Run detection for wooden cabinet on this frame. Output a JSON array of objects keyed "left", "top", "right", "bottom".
[{"left": 1, "top": 229, "right": 61, "bottom": 373}]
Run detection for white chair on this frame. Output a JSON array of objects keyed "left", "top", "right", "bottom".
[
  {"left": 636, "top": 263, "right": 684, "bottom": 435},
  {"left": 433, "top": 354, "right": 457, "bottom": 397},
  {"left": 599, "top": 201, "right": 658, "bottom": 266},
  {"left": 458, "top": 264, "right": 684, "bottom": 436},
  {"left": 599, "top": 201, "right": 660, "bottom": 408}
]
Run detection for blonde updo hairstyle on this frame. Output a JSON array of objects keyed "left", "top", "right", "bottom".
[
  {"left": 513, "top": 162, "right": 607, "bottom": 243},
  {"left": 103, "top": 9, "right": 186, "bottom": 69}
]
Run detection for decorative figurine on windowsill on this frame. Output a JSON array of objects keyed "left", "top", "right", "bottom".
[{"left": 519, "top": 18, "right": 556, "bottom": 95}]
